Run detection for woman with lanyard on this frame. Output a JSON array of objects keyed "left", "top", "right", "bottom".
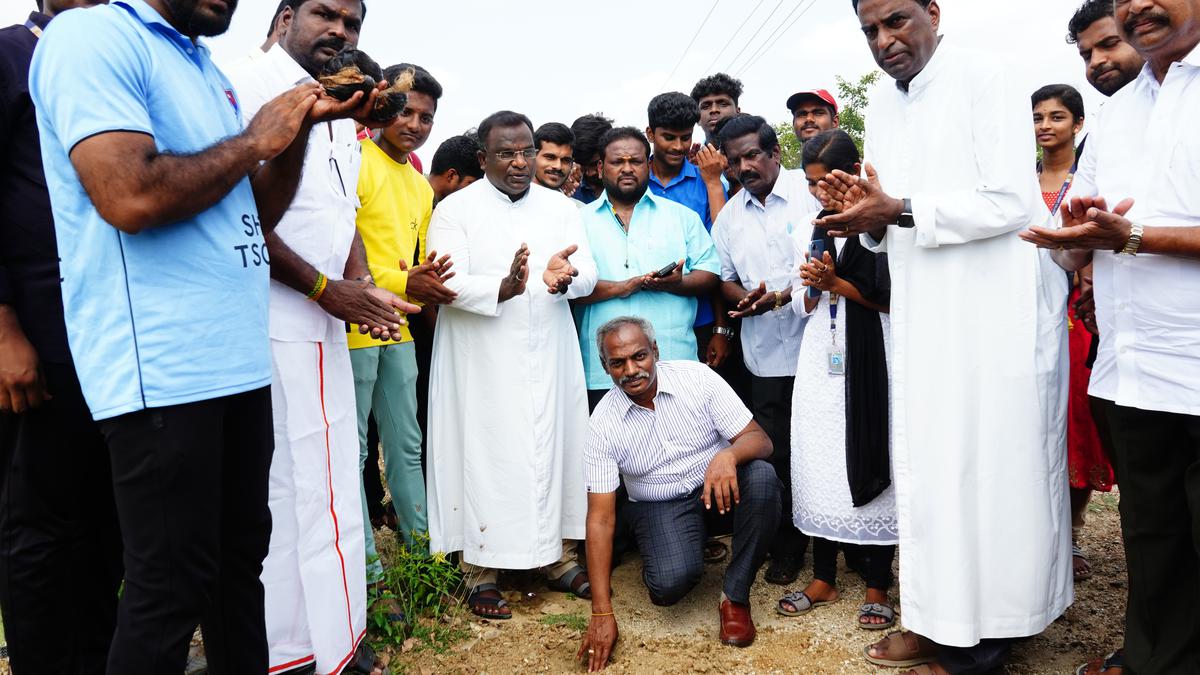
[
  {"left": 774, "top": 129, "right": 898, "bottom": 631},
  {"left": 1033, "top": 83, "right": 1114, "bottom": 584}
]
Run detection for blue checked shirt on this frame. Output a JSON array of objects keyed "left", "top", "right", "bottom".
[{"left": 584, "top": 361, "right": 753, "bottom": 502}]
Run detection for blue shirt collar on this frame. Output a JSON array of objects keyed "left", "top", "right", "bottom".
[
  {"left": 115, "top": 0, "right": 207, "bottom": 54},
  {"left": 593, "top": 189, "right": 660, "bottom": 215},
  {"left": 649, "top": 158, "right": 701, "bottom": 190}
]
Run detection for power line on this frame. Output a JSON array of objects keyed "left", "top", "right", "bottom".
[
  {"left": 738, "top": 0, "right": 817, "bottom": 77},
  {"left": 701, "top": 0, "right": 766, "bottom": 76},
  {"left": 731, "top": 0, "right": 812, "bottom": 76},
  {"left": 721, "top": 0, "right": 786, "bottom": 74},
  {"left": 659, "top": 0, "right": 723, "bottom": 90}
]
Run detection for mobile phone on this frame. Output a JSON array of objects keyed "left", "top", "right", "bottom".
[
  {"left": 806, "top": 240, "right": 825, "bottom": 298},
  {"left": 652, "top": 261, "right": 679, "bottom": 278}
]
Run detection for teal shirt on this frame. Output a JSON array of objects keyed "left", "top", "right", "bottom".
[{"left": 577, "top": 192, "right": 721, "bottom": 390}]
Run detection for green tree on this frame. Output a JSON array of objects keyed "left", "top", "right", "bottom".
[
  {"left": 775, "top": 121, "right": 802, "bottom": 170},
  {"left": 835, "top": 70, "right": 881, "bottom": 154}
]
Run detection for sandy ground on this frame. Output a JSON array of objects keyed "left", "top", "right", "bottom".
[
  {"left": 0, "top": 493, "right": 1124, "bottom": 675},
  {"left": 389, "top": 491, "right": 1126, "bottom": 674}
]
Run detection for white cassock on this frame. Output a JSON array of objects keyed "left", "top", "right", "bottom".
[
  {"left": 426, "top": 181, "right": 597, "bottom": 569},
  {"left": 226, "top": 46, "right": 367, "bottom": 674},
  {"left": 861, "top": 42, "right": 1071, "bottom": 647}
]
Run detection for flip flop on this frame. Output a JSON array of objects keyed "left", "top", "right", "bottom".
[
  {"left": 862, "top": 631, "right": 939, "bottom": 668},
  {"left": 858, "top": 602, "right": 896, "bottom": 630},
  {"left": 776, "top": 589, "right": 838, "bottom": 616},
  {"left": 467, "top": 583, "right": 512, "bottom": 620}
]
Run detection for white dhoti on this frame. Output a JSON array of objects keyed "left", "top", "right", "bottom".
[{"left": 264, "top": 339, "right": 366, "bottom": 674}]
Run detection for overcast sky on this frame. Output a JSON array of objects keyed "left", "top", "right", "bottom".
[{"left": 6, "top": 0, "right": 1102, "bottom": 159}]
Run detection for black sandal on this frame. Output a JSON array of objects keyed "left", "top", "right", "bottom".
[
  {"left": 343, "top": 641, "right": 389, "bottom": 674},
  {"left": 764, "top": 557, "right": 801, "bottom": 585},
  {"left": 548, "top": 565, "right": 592, "bottom": 599},
  {"left": 467, "top": 582, "right": 512, "bottom": 619}
]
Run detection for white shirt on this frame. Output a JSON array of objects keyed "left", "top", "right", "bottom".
[
  {"left": 224, "top": 44, "right": 361, "bottom": 343},
  {"left": 584, "top": 360, "right": 753, "bottom": 502},
  {"left": 711, "top": 169, "right": 816, "bottom": 377},
  {"left": 1073, "top": 44, "right": 1200, "bottom": 416}
]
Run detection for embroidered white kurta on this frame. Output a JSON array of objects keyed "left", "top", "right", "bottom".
[
  {"left": 426, "top": 180, "right": 597, "bottom": 569},
  {"left": 861, "top": 42, "right": 1072, "bottom": 647}
]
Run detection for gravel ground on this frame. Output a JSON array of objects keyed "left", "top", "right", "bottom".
[
  {"left": 389, "top": 490, "right": 1125, "bottom": 674},
  {"left": 0, "top": 493, "right": 1124, "bottom": 675}
]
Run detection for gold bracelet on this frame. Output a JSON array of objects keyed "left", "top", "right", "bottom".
[{"left": 591, "top": 611, "right": 614, "bottom": 617}]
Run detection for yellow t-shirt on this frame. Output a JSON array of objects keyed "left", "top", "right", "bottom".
[{"left": 347, "top": 139, "right": 434, "bottom": 348}]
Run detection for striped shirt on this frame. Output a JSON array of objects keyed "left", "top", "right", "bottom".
[{"left": 584, "top": 360, "right": 753, "bottom": 502}]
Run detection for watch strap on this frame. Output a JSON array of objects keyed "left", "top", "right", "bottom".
[
  {"left": 897, "top": 197, "right": 915, "bottom": 229},
  {"left": 1119, "top": 223, "right": 1144, "bottom": 256}
]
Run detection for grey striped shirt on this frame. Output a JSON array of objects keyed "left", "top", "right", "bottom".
[{"left": 584, "top": 360, "right": 754, "bottom": 502}]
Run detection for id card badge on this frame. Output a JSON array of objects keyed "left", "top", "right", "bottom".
[{"left": 827, "top": 344, "right": 846, "bottom": 376}]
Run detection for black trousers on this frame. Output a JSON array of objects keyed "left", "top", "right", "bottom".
[
  {"left": 936, "top": 638, "right": 1017, "bottom": 675},
  {"left": 748, "top": 374, "right": 808, "bottom": 563},
  {"left": 625, "top": 460, "right": 780, "bottom": 605},
  {"left": 812, "top": 538, "right": 894, "bottom": 591},
  {"left": 694, "top": 325, "right": 751, "bottom": 404},
  {"left": 1097, "top": 399, "right": 1200, "bottom": 674},
  {"left": 0, "top": 361, "right": 123, "bottom": 675},
  {"left": 99, "top": 387, "right": 274, "bottom": 675}
]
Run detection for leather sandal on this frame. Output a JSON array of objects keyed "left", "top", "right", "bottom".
[{"left": 863, "top": 631, "right": 940, "bottom": 668}]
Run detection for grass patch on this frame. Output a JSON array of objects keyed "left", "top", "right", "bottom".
[
  {"left": 540, "top": 613, "right": 588, "bottom": 632},
  {"left": 1087, "top": 492, "right": 1120, "bottom": 514},
  {"left": 369, "top": 532, "right": 469, "bottom": 655}
]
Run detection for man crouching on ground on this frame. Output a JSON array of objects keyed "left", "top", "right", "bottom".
[{"left": 578, "top": 316, "right": 780, "bottom": 670}]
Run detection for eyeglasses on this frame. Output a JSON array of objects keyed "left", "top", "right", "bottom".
[{"left": 493, "top": 148, "right": 538, "bottom": 162}]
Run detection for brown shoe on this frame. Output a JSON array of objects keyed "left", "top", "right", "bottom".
[{"left": 718, "top": 597, "right": 756, "bottom": 647}]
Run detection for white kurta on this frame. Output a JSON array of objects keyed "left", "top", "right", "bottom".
[
  {"left": 861, "top": 42, "right": 1071, "bottom": 647},
  {"left": 426, "top": 181, "right": 597, "bottom": 569}
]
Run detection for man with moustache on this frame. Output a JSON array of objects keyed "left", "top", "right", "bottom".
[
  {"left": 577, "top": 317, "right": 780, "bottom": 669},
  {"left": 818, "top": 1, "right": 1070, "bottom": 672},
  {"left": 1069, "top": 0, "right": 1147, "bottom": 97},
  {"left": 28, "top": 0, "right": 383, "bottom": 671},
  {"left": 0, "top": 3, "right": 121, "bottom": 674},
  {"left": 712, "top": 114, "right": 813, "bottom": 586},
  {"left": 575, "top": 127, "right": 720, "bottom": 408},
  {"left": 572, "top": 113, "right": 614, "bottom": 204},
  {"left": 534, "top": 122, "right": 576, "bottom": 192},
  {"left": 425, "top": 111, "right": 598, "bottom": 619},
  {"left": 225, "top": 2, "right": 417, "bottom": 673},
  {"left": 786, "top": 89, "right": 840, "bottom": 143},
  {"left": 1022, "top": 1, "right": 1200, "bottom": 672}
]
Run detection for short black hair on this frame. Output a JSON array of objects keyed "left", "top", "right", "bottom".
[
  {"left": 1032, "top": 83, "right": 1086, "bottom": 121},
  {"left": 570, "top": 113, "right": 614, "bottom": 162},
  {"left": 598, "top": 127, "right": 652, "bottom": 161},
  {"left": 690, "top": 73, "right": 744, "bottom": 105},
  {"left": 534, "top": 122, "right": 575, "bottom": 151},
  {"left": 717, "top": 114, "right": 778, "bottom": 153},
  {"left": 477, "top": 111, "right": 535, "bottom": 149},
  {"left": 285, "top": 0, "right": 368, "bottom": 21},
  {"left": 430, "top": 135, "right": 483, "bottom": 178},
  {"left": 647, "top": 92, "right": 701, "bottom": 131},
  {"left": 802, "top": 129, "right": 860, "bottom": 175},
  {"left": 850, "top": 0, "right": 931, "bottom": 10},
  {"left": 267, "top": 0, "right": 289, "bottom": 37},
  {"left": 1066, "top": 0, "right": 1112, "bottom": 44},
  {"left": 384, "top": 63, "right": 442, "bottom": 108}
]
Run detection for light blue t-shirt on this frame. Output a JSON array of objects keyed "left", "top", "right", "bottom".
[
  {"left": 577, "top": 192, "right": 721, "bottom": 390},
  {"left": 30, "top": 0, "right": 270, "bottom": 420}
]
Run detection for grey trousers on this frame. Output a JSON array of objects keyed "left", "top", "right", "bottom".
[{"left": 624, "top": 459, "right": 780, "bottom": 605}]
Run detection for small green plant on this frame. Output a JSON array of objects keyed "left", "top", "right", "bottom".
[
  {"left": 369, "top": 533, "right": 469, "bottom": 655},
  {"left": 540, "top": 613, "right": 588, "bottom": 632}
]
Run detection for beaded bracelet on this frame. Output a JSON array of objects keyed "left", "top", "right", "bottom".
[{"left": 307, "top": 273, "right": 328, "bottom": 302}]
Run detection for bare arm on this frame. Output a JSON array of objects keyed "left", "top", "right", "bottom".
[
  {"left": 575, "top": 277, "right": 643, "bottom": 307},
  {"left": 69, "top": 85, "right": 320, "bottom": 234},
  {"left": 701, "top": 419, "right": 773, "bottom": 514},
  {"left": 579, "top": 491, "right": 619, "bottom": 672}
]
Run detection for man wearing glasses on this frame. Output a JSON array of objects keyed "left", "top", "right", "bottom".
[
  {"left": 224, "top": 1, "right": 414, "bottom": 673},
  {"left": 425, "top": 110, "right": 598, "bottom": 619}
]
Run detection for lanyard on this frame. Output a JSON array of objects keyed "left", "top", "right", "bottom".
[
  {"left": 828, "top": 292, "right": 839, "bottom": 342},
  {"left": 25, "top": 19, "right": 42, "bottom": 39},
  {"left": 1045, "top": 162, "right": 1077, "bottom": 217}
]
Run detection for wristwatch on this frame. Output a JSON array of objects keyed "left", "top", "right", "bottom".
[
  {"left": 713, "top": 326, "right": 735, "bottom": 338},
  {"left": 1119, "top": 223, "right": 1144, "bottom": 256},
  {"left": 897, "top": 198, "right": 915, "bottom": 228}
]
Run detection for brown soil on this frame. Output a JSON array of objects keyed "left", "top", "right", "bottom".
[{"left": 387, "top": 491, "right": 1126, "bottom": 674}]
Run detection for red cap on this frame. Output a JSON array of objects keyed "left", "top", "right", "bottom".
[{"left": 786, "top": 89, "right": 838, "bottom": 115}]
